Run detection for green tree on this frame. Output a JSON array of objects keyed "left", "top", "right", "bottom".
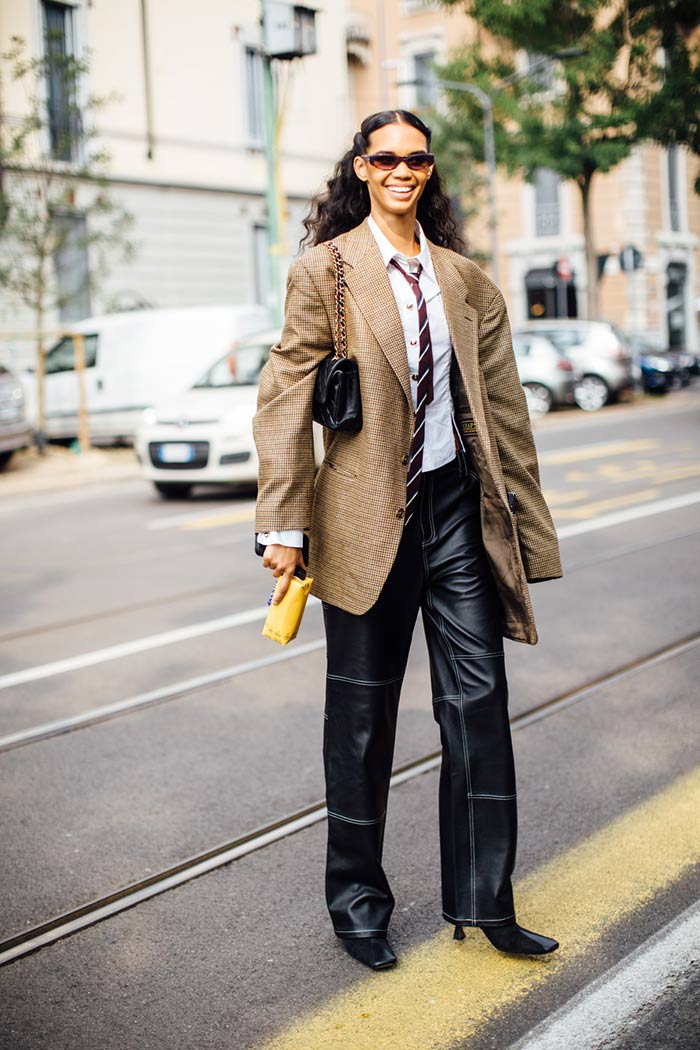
[
  {"left": 0, "top": 34, "right": 135, "bottom": 444},
  {"left": 439, "top": 0, "right": 700, "bottom": 318}
]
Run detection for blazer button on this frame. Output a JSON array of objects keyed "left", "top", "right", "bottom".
[
  {"left": 401, "top": 453, "right": 409, "bottom": 465},
  {"left": 396, "top": 508, "right": 404, "bottom": 519}
]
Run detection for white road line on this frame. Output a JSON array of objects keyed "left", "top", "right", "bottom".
[
  {"left": 2, "top": 489, "right": 698, "bottom": 692},
  {"left": 512, "top": 900, "right": 700, "bottom": 1050},
  {"left": 557, "top": 489, "right": 700, "bottom": 538},
  {"left": 0, "top": 638, "right": 327, "bottom": 751},
  {"left": 146, "top": 504, "right": 255, "bottom": 531},
  {"left": 0, "top": 598, "right": 320, "bottom": 691}
]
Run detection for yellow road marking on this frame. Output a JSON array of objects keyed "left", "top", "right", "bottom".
[
  {"left": 542, "top": 489, "right": 591, "bottom": 507},
  {"left": 260, "top": 768, "right": 700, "bottom": 1050},
  {"left": 181, "top": 508, "right": 256, "bottom": 531},
  {"left": 539, "top": 439, "right": 658, "bottom": 466},
  {"left": 657, "top": 463, "right": 700, "bottom": 484},
  {"left": 554, "top": 488, "right": 661, "bottom": 519}
]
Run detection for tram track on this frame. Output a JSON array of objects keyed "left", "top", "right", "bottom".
[
  {"left": 1, "top": 630, "right": 697, "bottom": 969},
  {"left": 1, "top": 522, "right": 698, "bottom": 754}
]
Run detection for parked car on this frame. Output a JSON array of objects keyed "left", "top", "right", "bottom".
[
  {"left": 638, "top": 351, "right": 678, "bottom": 394},
  {"left": 627, "top": 334, "right": 689, "bottom": 392},
  {"left": 0, "top": 364, "right": 32, "bottom": 469},
  {"left": 20, "top": 304, "right": 272, "bottom": 444},
  {"left": 136, "top": 328, "right": 325, "bottom": 498},
  {"left": 514, "top": 320, "right": 639, "bottom": 411},
  {"left": 511, "top": 333, "right": 578, "bottom": 415}
]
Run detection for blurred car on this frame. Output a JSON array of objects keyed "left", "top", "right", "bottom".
[
  {"left": 0, "top": 364, "right": 32, "bottom": 470},
  {"left": 511, "top": 333, "right": 578, "bottom": 415},
  {"left": 626, "top": 334, "right": 689, "bottom": 392},
  {"left": 514, "top": 320, "right": 639, "bottom": 411},
  {"left": 136, "top": 328, "right": 325, "bottom": 498},
  {"left": 638, "top": 351, "right": 677, "bottom": 394},
  {"left": 20, "top": 304, "right": 272, "bottom": 444}
]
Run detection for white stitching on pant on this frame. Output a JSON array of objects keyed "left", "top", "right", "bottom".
[
  {"left": 326, "top": 673, "right": 403, "bottom": 687},
  {"left": 334, "top": 928, "right": 388, "bottom": 934},
  {"left": 423, "top": 479, "right": 476, "bottom": 921},
  {"left": 453, "top": 650, "right": 504, "bottom": 660},
  {"left": 327, "top": 809, "right": 386, "bottom": 826},
  {"left": 443, "top": 910, "right": 515, "bottom": 924},
  {"left": 468, "top": 793, "right": 516, "bottom": 800}
]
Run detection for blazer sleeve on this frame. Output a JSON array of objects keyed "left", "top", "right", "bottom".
[
  {"left": 478, "top": 288, "right": 563, "bottom": 583},
  {"left": 253, "top": 257, "right": 333, "bottom": 533}
]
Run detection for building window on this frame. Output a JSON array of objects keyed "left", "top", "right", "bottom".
[
  {"left": 667, "top": 147, "right": 681, "bottom": 232},
  {"left": 53, "top": 211, "right": 91, "bottom": 320},
  {"left": 413, "top": 52, "right": 438, "bottom": 108},
  {"left": 42, "top": 1, "right": 80, "bottom": 161},
  {"left": 534, "top": 168, "right": 560, "bottom": 237},
  {"left": 244, "top": 47, "right": 265, "bottom": 144}
]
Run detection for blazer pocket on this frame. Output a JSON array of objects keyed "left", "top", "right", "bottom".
[{"left": 323, "top": 459, "right": 358, "bottom": 481}]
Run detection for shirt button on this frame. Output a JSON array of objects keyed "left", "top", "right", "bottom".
[
  {"left": 406, "top": 303, "right": 414, "bottom": 310},
  {"left": 396, "top": 508, "right": 404, "bottom": 519},
  {"left": 401, "top": 453, "right": 409, "bottom": 465},
  {"left": 410, "top": 339, "right": 417, "bottom": 346},
  {"left": 411, "top": 372, "right": 418, "bottom": 381}
]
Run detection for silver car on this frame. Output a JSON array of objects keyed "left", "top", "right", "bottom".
[
  {"left": 512, "top": 333, "right": 578, "bottom": 415},
  {"left": 0, "top": 364, "right": 32, "bottom": 469},
  {"left": 514, "top": 320, "right": 639, "bottom": 411}
]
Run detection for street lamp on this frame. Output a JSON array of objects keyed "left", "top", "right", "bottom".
[
  {"left": 401, "top": 49, "right": 585, "bottom": 285},
  {"left": 260, "top": 1, "right": 318, "bottom": 325}
]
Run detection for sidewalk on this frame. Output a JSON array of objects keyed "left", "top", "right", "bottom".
[{"left": 0, "top": 444, "right": 141, "bottom": 498}]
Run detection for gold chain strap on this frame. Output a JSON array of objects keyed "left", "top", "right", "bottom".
[{"left": 326, "top": 241, "right": 347, "bottom": 361}]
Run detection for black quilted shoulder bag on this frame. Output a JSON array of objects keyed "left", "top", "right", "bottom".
[{"left": 312, "top": 241, "right": 363, "bottom": 432}]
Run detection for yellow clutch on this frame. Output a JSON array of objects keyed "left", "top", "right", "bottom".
[{"left": 262, "top": 574, "right": 314, "bottom": 646}]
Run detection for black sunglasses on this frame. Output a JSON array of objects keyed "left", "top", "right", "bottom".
[{"left": 361, "top": 152, "right": 435, "bottom": 171}]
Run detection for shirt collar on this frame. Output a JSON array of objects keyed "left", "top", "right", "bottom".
[{"left": 367, "top": 214, "right": 437, "bottom": 287}]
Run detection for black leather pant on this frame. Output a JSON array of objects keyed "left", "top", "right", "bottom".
[{"left": 322, "top": 457, "right": 517, "bottom": 938}]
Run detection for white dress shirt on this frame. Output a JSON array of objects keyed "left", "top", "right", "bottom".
[{"left": 258, "top": 217, "right": 456, "bottom": 551}]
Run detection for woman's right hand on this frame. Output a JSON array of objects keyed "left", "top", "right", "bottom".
[{"left": 262, "top": 544, "right": 307, "bottom": 604}]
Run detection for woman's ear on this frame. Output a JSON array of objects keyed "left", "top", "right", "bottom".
[{"left": 353, "top": 155, "right": 368, "bottom": 183}]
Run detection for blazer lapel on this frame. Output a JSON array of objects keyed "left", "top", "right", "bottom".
[
  {"left": 340, "top": 221, "right": 413, "bottom": 410},
  {"left": 429, "top": 245, "right": 494, "bottom": 462}
]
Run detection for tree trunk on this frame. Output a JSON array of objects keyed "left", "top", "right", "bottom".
[
  {"left": 579, "top": 172, "right": 600, "bottom": 320},
  {"left": 35, "top": 297, "right": 46, "bottom": 453}
]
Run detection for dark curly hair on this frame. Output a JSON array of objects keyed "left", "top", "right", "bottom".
[{"left": 299, "top": 110, "right": 465, "bottom": 254}]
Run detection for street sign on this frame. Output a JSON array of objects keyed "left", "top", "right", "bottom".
[{"left": 556, "top": 258, "right": 572, "bottom": 280}]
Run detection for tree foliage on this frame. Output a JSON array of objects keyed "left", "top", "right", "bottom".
[{"left": 437, "top": 0, "right": 700, "bottom": 314}]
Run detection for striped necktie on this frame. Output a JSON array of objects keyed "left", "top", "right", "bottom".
[{"left": 391, "top": 258, "right": 434, "bottom": 526}]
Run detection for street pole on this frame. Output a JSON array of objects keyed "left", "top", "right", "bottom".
[
  {"left": 430, "top": 79, "right": 499, "bottom": 285},
  {"left": 262, "top": 53, "right": 283, "bottom": 328}
]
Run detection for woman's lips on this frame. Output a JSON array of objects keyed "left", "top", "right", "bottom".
[{"left": 386, "top": 185, "right": 415, "bottom": 197}]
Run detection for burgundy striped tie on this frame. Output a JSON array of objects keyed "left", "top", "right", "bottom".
[{"left": 391, "top": 258, "right": 434, "bottom": 526}]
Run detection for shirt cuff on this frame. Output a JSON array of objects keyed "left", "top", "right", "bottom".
[{"left": 256, "top": 530, "right": 305, "bottom": 548}]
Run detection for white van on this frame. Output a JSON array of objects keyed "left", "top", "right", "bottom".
[{"left": 20, "top": 304, "right": 272, "bottom": 443}]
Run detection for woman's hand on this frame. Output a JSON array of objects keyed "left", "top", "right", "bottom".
[{"left": 262, "top": 544, "right": 307, "bottom": 604}]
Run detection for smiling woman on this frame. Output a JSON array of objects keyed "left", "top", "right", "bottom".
[
  {"left": 253, "top": 110, "right": 563, "bottom": 972},
  {"left": 299, "top": 110, "right": 462, "bottom": 253}
]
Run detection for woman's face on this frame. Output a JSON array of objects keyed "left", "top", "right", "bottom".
[{"left": 353, "top": 122, "right": 434, "bottom": 222}]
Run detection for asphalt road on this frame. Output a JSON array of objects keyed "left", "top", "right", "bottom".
[{"left": 1, "top": 387, "right": 699, "bottom": 1050}]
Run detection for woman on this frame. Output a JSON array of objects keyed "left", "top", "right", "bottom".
[{"left": 253, "top": 110, "right": 563, "bottom": 971}]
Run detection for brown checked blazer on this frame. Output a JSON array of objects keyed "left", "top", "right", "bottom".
[{"left": 253, "top": 218, "right": 562, "bottom": 645}]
